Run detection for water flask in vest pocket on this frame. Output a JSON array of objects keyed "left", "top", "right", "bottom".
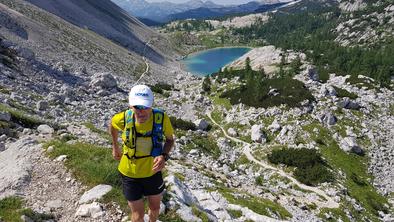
[{"left": 151, "top": 146, "right": 162, "bottom": 157}]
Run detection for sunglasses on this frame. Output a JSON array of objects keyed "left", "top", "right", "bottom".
[{"left": 133, "top": 105, "right": 149, "bottom": 110}]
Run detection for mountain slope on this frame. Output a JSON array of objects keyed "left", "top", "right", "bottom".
[
  {"left": 24, "top": 0, "right": 173, "bottom": 64},
  {"left": 112, "top": 0, "right": 223, "bottom": 22}
]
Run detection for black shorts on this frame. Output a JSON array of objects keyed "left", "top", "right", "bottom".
[{"left": 120, "top": 172, "right": 165, "bottom": 201}]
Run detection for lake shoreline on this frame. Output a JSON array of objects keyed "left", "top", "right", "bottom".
[
  {"left": 184, "top": 45, "right": 253, "bottom": 58},
  {"left": 181, "top": 47, "right": 252, "bottom": 76}
]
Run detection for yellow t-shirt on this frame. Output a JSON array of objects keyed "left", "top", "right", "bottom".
[{"left": 111, "top": 109, "right": 174, "bottom": 178}]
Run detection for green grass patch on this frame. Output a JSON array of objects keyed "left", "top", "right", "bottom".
[
  {"left": 184, "top": 134, "right": 221, "bottom": 158},
  {"left": 332, "top": 86, "right": 358, "bottom": 99},
  {"left": 44, "top": 140, "right": 127, "bottom": 211},
  {"left": 268, "top": 148, "right": 334, "bottom": 186},
  {"left": 0, "top": 103, "right": 44, "bottom": 128},
  {"left": 346, "top": 75, "right": 377, "bottom": 90},
  {"left": 0, "top": 196, "right": 54, "bottom": 222},
  {"left": 227, "top": 209, "right": 242, "bottom": 218},
  {"left": 211, "top": 96, "right": 232, "bottom": 110},
  {"left": 83, "top": 122, "right": 112, "bottom": 143},
  {"left": 169, "top": 116, "right": 196, "bottom": 131},
  {"left": 191, "top": 205, "right": 209, "bottom": 222},
  {"left": 321, "top": 141, "right": 390, "bottom": 220},
  {"left": 159, "top": 208, "right": 186, "bottom": 222},
  {"left": 0, "top": 85, "right": 11, "bottom": 94},
  {"left": 319, "top": 207, "right": 351, "bottom": 222},
  {"left": 218, "top": 187, "right": 292, "bottom": 219},
  {"left": 390, "top": 103, "right": 394, "bottom": 116}
]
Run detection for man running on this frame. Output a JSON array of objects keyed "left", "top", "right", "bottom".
[{"left": 109, "top": 84, "right": 174, "bottom": 222}]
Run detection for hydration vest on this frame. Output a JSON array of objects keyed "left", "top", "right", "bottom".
[{"left": 123, "top": 108, "right": 164, "bottom": 159}]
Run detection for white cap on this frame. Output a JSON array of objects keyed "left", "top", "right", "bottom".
[{"left": 128, "top": 85, "right": 154, "bottom": 107}]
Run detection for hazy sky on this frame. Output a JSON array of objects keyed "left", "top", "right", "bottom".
[{"left": 146, "top": 0, "right": 252, "bottom": 5}]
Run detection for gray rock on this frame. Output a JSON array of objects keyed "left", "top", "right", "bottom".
[
  {"left": 339, "top": 137, "right": 364, "bottom": 155},
  {"left": 227, "top": 128, "right": 237, "bottom": 136},
  {"left": 165, "top": 175, "right": 197, "bottom": 205},
  {"left": 0, "top": 134, "right": 6, "bottom": 142},
  {"left": 268, "top": 120, "right": 281, "bottom": 132},
  {"left": 46, "top": 199, "right": 62, "bottom": 209},
  {"left": 194, "top": 119, "right": 209, "bottom": 131},
  {"left": 75, "top": 202, "right": 104, "bottom": 218},
  {"left": 307, "top": 65, "right": 319, "bottom": 81},
  {"left": 251, "top": 124, "right": 267, "bottom": 143},
  {"left": 89, "top": 73, "right": 117, "bottom": 90},
  {"left": 37, "top": 124, "right": 54, "bottom": 134},
  {"left": 0, "top": 137, "right": 39, "bottom": 199},
  {"left": 337, "top": 98, "right": 360, "bottom": 110},
  {"left": 320, "top": 112, "right": 337, "bottom": 125},
  {"left": 37, "top": 100, "right": 49, "bottom": 111},
  {"left": 20, "top": 215, "right": 34, "bottom": 222},
  {"left": 0, "top": 142, "right": 5, "bottom": 152},
  {"left": 79, "top": 184, "right": 112, "bottom": 204},
  {"left": 0, "top": 111, "right": 11, "bottom": 122}
]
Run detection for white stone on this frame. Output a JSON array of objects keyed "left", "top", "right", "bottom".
[
  {"left": 75, "top": 202, "right": 103, "bottom": 218},
  {"left": 251, "top": 124, "right": 266, "bottom": 143},
  {"left": 37, "top": 124, "right": 54, "bottom": 134},
  {"left": 227, "top": 128, "right": 237, "bottom": 136},
  {"left": 55, "top": 155, "right": 67, "bottom": 162},
  {"left": 79, "top": 184, "right": 113, "bottom": 204},
  {"left": 165, "top": 175, "right": 197, "bottom": 205},
  {"left": 268, "top": 120, "right": 281, "bottom": 132}
]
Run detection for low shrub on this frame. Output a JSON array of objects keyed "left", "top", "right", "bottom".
[
  {"left": 220, "top": 76, "right": 314, "bottom": 108},
  {"left": 332, "top": 86, "right": 358, "bottom": 99},
  {"left": 169, "top": 116, "right": 196, "bottom": 131},
  {"left": 268, "top": 148, "right": 334, "bottom": 186}
]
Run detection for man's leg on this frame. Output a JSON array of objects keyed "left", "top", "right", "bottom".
[
  {"left": 128, "top": 199, "right": 145, "bottom": 222},
  {"left": 147, "top": 194, "right": 162, "bottom": 222}
]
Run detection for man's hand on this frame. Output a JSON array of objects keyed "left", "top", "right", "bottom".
[
  {"left": 152, "top": 155, "right": 165, "bottom": 173},
  {"left": 112, "top": 145, "right": 122, "bottom": 161}
]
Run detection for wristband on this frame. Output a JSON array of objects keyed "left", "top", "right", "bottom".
[{"left": 161, "top": 153, "right": 170, "bottom": 161}]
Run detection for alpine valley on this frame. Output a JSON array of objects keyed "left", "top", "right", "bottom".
[{"left": 0, "top": 0, "right": 393, "bottom": 222}]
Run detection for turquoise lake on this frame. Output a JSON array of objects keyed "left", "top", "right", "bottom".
[{"left": 182, "top": 47, "right": 251, "bottom": 76}]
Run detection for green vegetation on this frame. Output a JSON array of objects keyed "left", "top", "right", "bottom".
[
  {"left": 227, "top": 209, "right": 242, "bottom": 219},
  {"left": 319, "top": 207, "right": 351, "bottom": 222},
  {"left": 169, "top": 116, "right": 196, "bottom": 131},
  {"left": 44, "top": 140, "right": 128, "bottom": 210},
  {"left": 268, "top": 148, "right": 334, "bottom": 186},
  {"left": 83, "top": 122, "right": 112, "bottom": 143},
  {"left": 165, "top": 20, "right": 214, "bottom": 32},
  {"left": 321, "top": 142, "right": 389, "bottom": 220},
  {"left": 149, "top": 83, "right": 174, "bottom": 96},
  {"left": 305, "top": 124, "right": 391, "bottom": 220},
  {"left": 212, "top": 60, "right": 314, "bottom": 108},
  {"left": 0, "top": 196, "right": 54, "bottom": 222},
  {"left": 202, "top": 76, "right": 211, "bottom": 92},
  {"left": 0, "top": 103, "right": 44, "bottom": 128},
  {"left": 218, "top": 187, "right": 292, "bottom": 219},
  {"left": 191, "top": 205, "right": 209, "bottom": 222},
  {"left": 232, "top": 1, "right": 394, "bottom": 85},
  {"left": 332, "top": 86, "right": 358, "bottom": 99},
  {"left": 184, "top": 134, "right": 221, "bottom": 158}
]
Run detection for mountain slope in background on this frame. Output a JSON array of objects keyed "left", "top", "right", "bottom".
[
  {"left": 111, "top": 0, "right": 222, "bottom": 22},
  {"left": 24, "top": 0, "right": 175, "bottom": 64},
  {"left": 167, "top": 0, "right": 295, "bottom": 21}
]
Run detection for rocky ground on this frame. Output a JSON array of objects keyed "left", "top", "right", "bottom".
[{"left": 1, "top": 38, "right": 394, "bottom": 221}]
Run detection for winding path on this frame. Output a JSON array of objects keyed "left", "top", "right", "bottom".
[
  {"left": 135, "top": 39, "right": 152, "bottom": 85},
  {"left": 207, "top": 112, "right": 340, "bottom": 209}
]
